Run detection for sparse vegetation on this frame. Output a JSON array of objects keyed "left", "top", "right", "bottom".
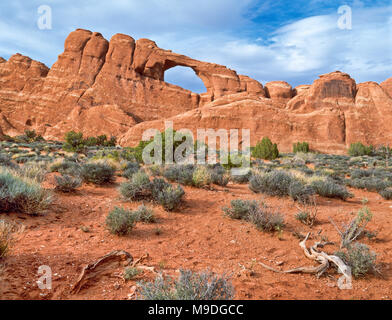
[
  {"left": 106, "top": 207, "right": 137, "bottom": 236},
  {"left": 119, "top": 170, "right": 151, "bottom": 200},
  {"left": 348, "top": 142, "right": 373, "bottom": 157},
  {"left": 119, "top": 171, "right": 184, "bottom": 212},
  {"left": 138, "top": 269, "right": 234, "bottom": 300},
  {"left": 293, "top": 142, "right": 310, "bottom": 153},
  {"left": 63, "top": 131, "right": 116, "bottom": 153},
  {"left": 134, "top": 204, "right": 156, "bottom": 223},
  {"left": 0, "top": 167, "right": 52, "bottom": 215},
  {"left": 1, "top": 130, "right": 390, "bottom": 298},
  {"left": 54, "top": 174, "right": 82, "bottom": 192},
  {"left": 209, "top": 164, "right": 230, "bottom": 186},
  {"left": 249, "top": 170, "right": 294, "bottom": 197},
  {"left": 310, "top": 179, "right": 353, "bottom": 200},
  {"left": 164, "top": 164, "right": 194, "bottom": 186},
  {"left": 192, "top": 166, "right": 212, "bottom": 188},
  {"left": 122, "top": 162, "right": 140, "bottom": 179},
  {"left": 156, "top": 184, "right": 185, "bottom": 211},
  {"left": 335, "top": 243, "right": 377, "bottom": 278},
  {"left": 288, "top": 181, "right": 315, "bottom": 204},
  {"left": 379, "top": 187, "right": 392, "bottom": 200},
  {"left": 223, "top": 199, "right": 259, "bottom": 220},
  {"left": 294, "top": 199, "right": 318, "bottom": 227},
  {"left": 329, "top": 207, "right": 373, "bottom": 249},
  {"left": 252, "top": 137, "right": 279, "bottom": 160},
  {"left": 223, "top": 199, "right": 284, "bottom": 232},
  {"left": 80, "top": 162, "right": 116, "bottom": 185}
]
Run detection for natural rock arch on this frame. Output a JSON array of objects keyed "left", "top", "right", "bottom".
[{"left": 163, "top": 65, "right": 207, "bottom": 93}]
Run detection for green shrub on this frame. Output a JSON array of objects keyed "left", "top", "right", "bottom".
[
  {"left": 63, "top": 131, "right": 85, "bottom": 153},
  {"left": 85, "top": 135, "right": 116, "bottom": 147},
  {"left": 295, "top": 211, "right": 311, "bottom": 225},
  {"left": 379, "top": 187, "right": 392, "bottom": 200},
  {"left": 223, "top": 199, "right": 259, "bottom": 220},
  {"left": 0, "top": 168, "right": 52, "bottom": 215},
  {"left": 0, "top": 154, "right": 17, "bottom": 169},
  {"left": 164, "top": 164, "right": 194, "bottom": 186},
  {"left": 288, "top": 181, "right": 315, "bottom": 204},
  {"left": 138, "top": 269, "right": 234, "bottom": 300},
  {"left": 134, "top": 204, "right": 156, "bottom": 223},
  {"left": 54, "top": 174, "right": 82, "bottom": 193},
  {"left": 230, "top": 170, "right": 252, "bottom": 184},
  {"left": 348, "top": 142, "right": 373, "bottom": 157},
  {"left": 247, "top": 208, "right": 284, "bottom": 232},
  {"left": 119, "top": 170, "right": 151, "bottom": 200},
  {"left": 106, "top": 207, "right": 137, "bottom": 236},
  {"left": 50, "top": 159, "right": 81, "bottom": 176},
  {"left": 346, "top": 177, "right": 390, "bottom": 192},
  {"left": 18, "top": 162, "right": 48, "bottom": 182},
  {"left": 147, "top": 164, "right": 163, "bottom": 177},
  {"left": 121, "top": 142, "right": 150, "bottom": 163},
  {"left": 137, "top": 129, "right": 196, "bottom": 164},
  {"left": 122, "top": 162, "right": 140, "bottom": 179},
  {"left": 350, "top": 169, "right": 373, "bottom": 179},
  {"left": 220, "top": 153, "right": 248, "bottom": 170},
  {"left": 293, "top": 142, "right": 310, "bottom": 153},
  {"left": 209, "top": 165, "right": 229, "bottom": 186},
  {"left": 119, "top": 173, "right": 185, "bottom": 212},
  {"left": 252, "top": 137, "right": 279, "bottom": 160},
  {"left": 80, "top": 162, "right": 115, "bottom": 185},
  {"left": 311, "top": 179, "right": 353, "bottom": 200},
  {"left": 150, "top": 178, "right": 171, "bottom": 201},
  {"left": 223, "top": 199, "right": 284, "bottom": 232},
  {"left": 192, "top": 166, "right": 212, "bottom": 188},
  {"left": 335, "top": 243, "right": 377, "bottom": 278},
  {"left": 294, "top": 202, "right": 318, "bottom": 227},
  {"left": 15, "top": 130, "right": 44, "bottom": 143},
  {"left": 249, "top": 170, "right": 294, "bottom": 196},
  {"left": 156, "top": 185, "right": 185, "bottom": 211},
  {"left": 63, "top": 131, "right": 116, "bottom": 153}
]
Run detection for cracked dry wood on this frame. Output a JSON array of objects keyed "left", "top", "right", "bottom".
[
  {"left": 71, "top": 250, "right": 133, "bottom": 294},
  {"left": 259, "top": 232, "right": 352, "bottom": 289}
]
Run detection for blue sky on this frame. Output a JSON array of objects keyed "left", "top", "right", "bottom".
[{"left": 0, "top": 0, "right": 391, "bottom": 93}]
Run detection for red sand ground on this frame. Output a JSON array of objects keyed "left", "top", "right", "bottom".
[{"left": 1, "top": 173, "right": 391, "bottom": 300}]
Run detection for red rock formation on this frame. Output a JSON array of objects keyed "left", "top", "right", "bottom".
[
  {"left": 265, "top": 81, "right": 294, "bottom": 103},
  {"left": 381, "top": 77, "right": 392, "bottom": 98},
  {"left": 0, "top": 29, "right": 391, "bottom": 154}
]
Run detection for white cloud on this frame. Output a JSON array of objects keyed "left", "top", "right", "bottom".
[
  {"left": 0, "top": 1, "right": 390, "bottom": 89},
  {"left": 166, "top": 5, "right": 392, "bottom": 87}
]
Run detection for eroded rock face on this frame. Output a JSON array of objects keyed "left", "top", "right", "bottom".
[
  {"left": 265, "top": 81, "right": 294, "bottom": 103},
  {"left": 0, "top": 29, "right": 391, "bottom": 154},
  {"left": 381, "top": 77, "right": 392, "bottom": 98}
]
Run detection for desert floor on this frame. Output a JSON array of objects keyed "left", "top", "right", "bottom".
[{"left": 1, "top": 173, "right": 391, "bottom": 300}]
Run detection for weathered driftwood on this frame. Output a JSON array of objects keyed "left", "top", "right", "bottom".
[
  {"left": 259, "top": 232, "right": 352, "bottom": 289},
  {"left": 71, "top": 250, "right": 133, "bottom": 294}
]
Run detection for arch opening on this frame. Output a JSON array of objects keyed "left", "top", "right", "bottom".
[{"left": 164, "top": 66, "right": 207, "bottom": 94}]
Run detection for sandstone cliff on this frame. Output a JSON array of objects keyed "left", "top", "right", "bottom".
[{"left": 1, "top": 29, "right": 391, "bottom": 154}]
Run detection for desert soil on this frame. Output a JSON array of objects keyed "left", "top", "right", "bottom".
[{"left": 1, "top": 173, "right": 391, "bottom": 300}]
